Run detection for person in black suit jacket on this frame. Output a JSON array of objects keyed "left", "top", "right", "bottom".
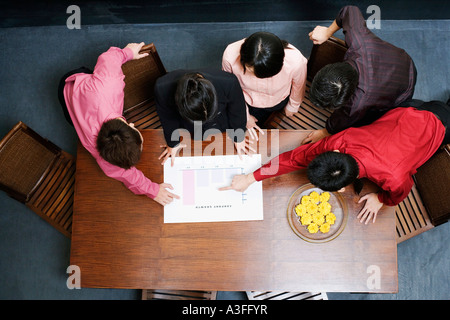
[{"left": 154, "top": 69, "right": 253, "bottom": 165}]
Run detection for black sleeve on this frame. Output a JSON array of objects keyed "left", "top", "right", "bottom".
[
  {"left": 224, "top": 74, "right": 247, "bottom": 143},
  {"left": 154, "top": 74, "right": 183, "bottom": 148}
]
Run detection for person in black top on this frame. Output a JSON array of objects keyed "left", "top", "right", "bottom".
[{"left": 154, "top": 69, "right": 252, "bottom": 165}]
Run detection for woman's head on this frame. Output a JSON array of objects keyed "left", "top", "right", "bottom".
[
  {"left": 307, "top": 151, "right": 359, "bottom": 191},
  {"left": 309, "top": 62, "right": 358, "bottom": 110},
  {"left": 240, "top": 31, "right": 288, "bottom": 78},
  {"left": 175, "top": 73, "right": 218, "bottom": 122},
  {"left": 96, "top": 118, "right": 143, "bottom": 169}
]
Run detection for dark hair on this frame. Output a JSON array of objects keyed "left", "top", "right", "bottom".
[
  {"left": 175, "top": 73, "right": 218, "bottom": 122},
  {"left": 309, "top": 62, "right": 358, "bottom": 110},
  {"left": 307, "top": 151, "right": 359, "bottom": 192},
  {"left": 240, "top": 31, "right": 289, "bottom": 78},
  {"left": 96, "top": 119, "right": 142, "bottom": 169}
]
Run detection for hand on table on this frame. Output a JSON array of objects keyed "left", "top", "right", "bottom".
[
  {"left": 357, "top": 193, "right": 384, "bottom": 224},
  {"left": 234, "top": 138, "right": 256, "bottom": 160},
  {"left": 154, "top": 183, "right": 179, "bottom": 206},
  {"left": 125, "top": 42, "right": 149, "bottom": 60},
  {"left": 301, "top": 128, "right": 331, "bottom": 145},
  {"left": 246, "top": 115, "right": 264, "bottom": 142},
  {"left": 219, "top": 173, "right": 256, "bottom": 193},
  {"left": 159, "top": 144, "right": 187, "bottom": 166}
]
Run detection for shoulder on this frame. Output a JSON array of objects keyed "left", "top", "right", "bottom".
[
  {"left": 155, "top": 69, "right": 188, "bottom": 89},
  {"left": 203, "top": 69, "right": 239, "bottom": 84},
  {"left": 223, "top": 39, "right": 245, "bottom": 55},
  {"left": 222, "top": 39, "right": 245, "bottom": 66},
  {"left": 287, "top": 44, "right": 307, "bottom": 60},
  {"left": 284, "top": 44, "right": 308, "bottom": 70}
]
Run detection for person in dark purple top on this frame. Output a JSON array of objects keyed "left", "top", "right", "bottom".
[{"left": 303, "top": 5, "right": 417, "bottom": 145}]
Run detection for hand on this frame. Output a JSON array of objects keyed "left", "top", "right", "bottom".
[
  {"left": 219, "top": 173, "right": 256, "bottom": 193},
  {"left": 158, "top": 144, "right": 187, "bottom": 166},
  {"left": 234, "top": 138, "right": 256, "bottom": 160},
  {"left": 301, "top": 128, "right": 330, "bottom": 145},
  {"left": 309, "top": 26, "right": 332, "bottom": 45},
  {"left": 154, "top": 183, "right": 180, "bottom": 206},
  {"left": 357, "top": 193, "right": 384, "bottom": 224},
  {"left": 284, "top": 108, "right": 296, "bottom": 117},
  {"left": 125, "top": 42, "right": 149, "bottom": 60},
  {"left": 246, "top": 115, "right": 264, "bottom": 141}
]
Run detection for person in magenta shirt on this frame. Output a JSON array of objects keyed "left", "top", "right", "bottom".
[
  {"left": 220, "top": 106, "right": 447, "bottom": 224},
  {"left": 222, "top": 32, "right": 307, "bottom": 139},
  {"left": 59, "top": 42, "right": 178, "bottom": 206}
]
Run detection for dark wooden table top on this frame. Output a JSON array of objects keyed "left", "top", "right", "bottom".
[{"left": 70, "top": 129, "right": 397, "bottom": 292}]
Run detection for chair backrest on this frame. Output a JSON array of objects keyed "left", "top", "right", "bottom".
[
  {"left": 414, "top": 144, "right": 450, "bottom": 226},
  {"left": 0, "top": 122, "right": 61, "bottom": 203},
  {"left": 306, "top": 36, "right": 348, "bottom": 81},
  {"left": 121, "top": 43, "right": 167, "bottom": 113}
]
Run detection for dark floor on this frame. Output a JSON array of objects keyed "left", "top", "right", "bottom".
[{"left": 0, "top": 16, "right": 449, "bottom": 300}]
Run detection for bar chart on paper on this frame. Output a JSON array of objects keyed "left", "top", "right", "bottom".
[{"left": 163, "top": 155, "right": 263, "bottom": 223}]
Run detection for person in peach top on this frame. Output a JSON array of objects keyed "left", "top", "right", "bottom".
[{"left": 222, "top": 32, "right": 307, "bottom": 139}]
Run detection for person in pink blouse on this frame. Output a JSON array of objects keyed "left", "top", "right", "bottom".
[
  {"left": 58, "top": 42, "right": 178, "bottom": 206},
  {"left": 222, "top": 32, "right": 308, "bottom": 140}
]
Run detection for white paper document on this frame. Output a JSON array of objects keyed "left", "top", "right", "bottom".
[{"left": 163, "top": 155, "right": 263, "bottom": 223}]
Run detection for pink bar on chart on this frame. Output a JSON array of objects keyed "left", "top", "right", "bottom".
[{"left": 183, "top": 170, "right": 195, "bottom": 205}]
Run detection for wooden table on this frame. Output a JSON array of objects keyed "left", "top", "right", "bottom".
[{"left": 70, "top": 129, "right": 397, "bottom": 292}]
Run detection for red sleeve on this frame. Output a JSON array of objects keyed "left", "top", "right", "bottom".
[
  {"left": 253, "top": 141, "right": 326, "bottom": 181},
  {"left": 377, "top": 174, "right": 414, "bottom": 206}
]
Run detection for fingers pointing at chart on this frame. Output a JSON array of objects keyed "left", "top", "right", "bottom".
[
  {"left": 154, "top": 183, "right": 180, "bottom": 206},
  {"left": 219, "top": 173, "right": 256, "bottom": 192}
]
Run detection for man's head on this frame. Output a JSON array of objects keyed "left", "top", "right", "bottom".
[
  {"left": 96, "top": 118, "right": 143, "bottom": 169},
  {"left": 240, "top": 31, "right": 287, "bottom": 79},
  {"left": 175, "top": 73, "right": 218, "bottom": 123},
  {"left": 309, "top": 62, "right": 358, "bottom": 110},
  {"left": 307, "top": 151, "right": 359, "bottom": 192}
]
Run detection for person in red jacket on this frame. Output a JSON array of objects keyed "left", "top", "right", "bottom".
[{"left": 220, "top": 104, "right": 448, "bottom": 224}]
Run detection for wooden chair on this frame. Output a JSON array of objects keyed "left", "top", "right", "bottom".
[
  {"left": 142, "top": 289, "right": 217, "bottom": 300},
  {"left": 0, "top": 122, "right": 75, "bottom": 238},
  {"left": 121, "top": 43, "right": 166, "bottom": 129},
  {"left": 246, "top": 291, "right": 328, "bottom": 300}
]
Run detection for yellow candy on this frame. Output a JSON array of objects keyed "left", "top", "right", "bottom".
[
  {"left": 326, "top": 213, "right": 336, "bottom": 225},
  {"left": 318, "top": 201, "right": 331, "bottom": 213},
  {"left": 320, "top": 223, "right": 331, "bottom": 233},
  {"left": 312, "top": 214, "right": 325, "bottom": 225},
  {"left": 307, "top": 223, "right": 319, "bottom": 233},
  {"left": 301, "top": 195, "right": 311, "bottom": 205},
  {"left": 306, "top": 202, "right": 318, "bottom": 214},
  {"left": 319, "top": 192, "right": 330, "bottom": 202},
  {"left": 300, "top": 214, "right": 313, "bottom": 225},
  {"left": 295, "top": 204, "right": 307, "bottom": 216},
  {"left": 309, "top": 191, "right": 320, "bottom": 203}
]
